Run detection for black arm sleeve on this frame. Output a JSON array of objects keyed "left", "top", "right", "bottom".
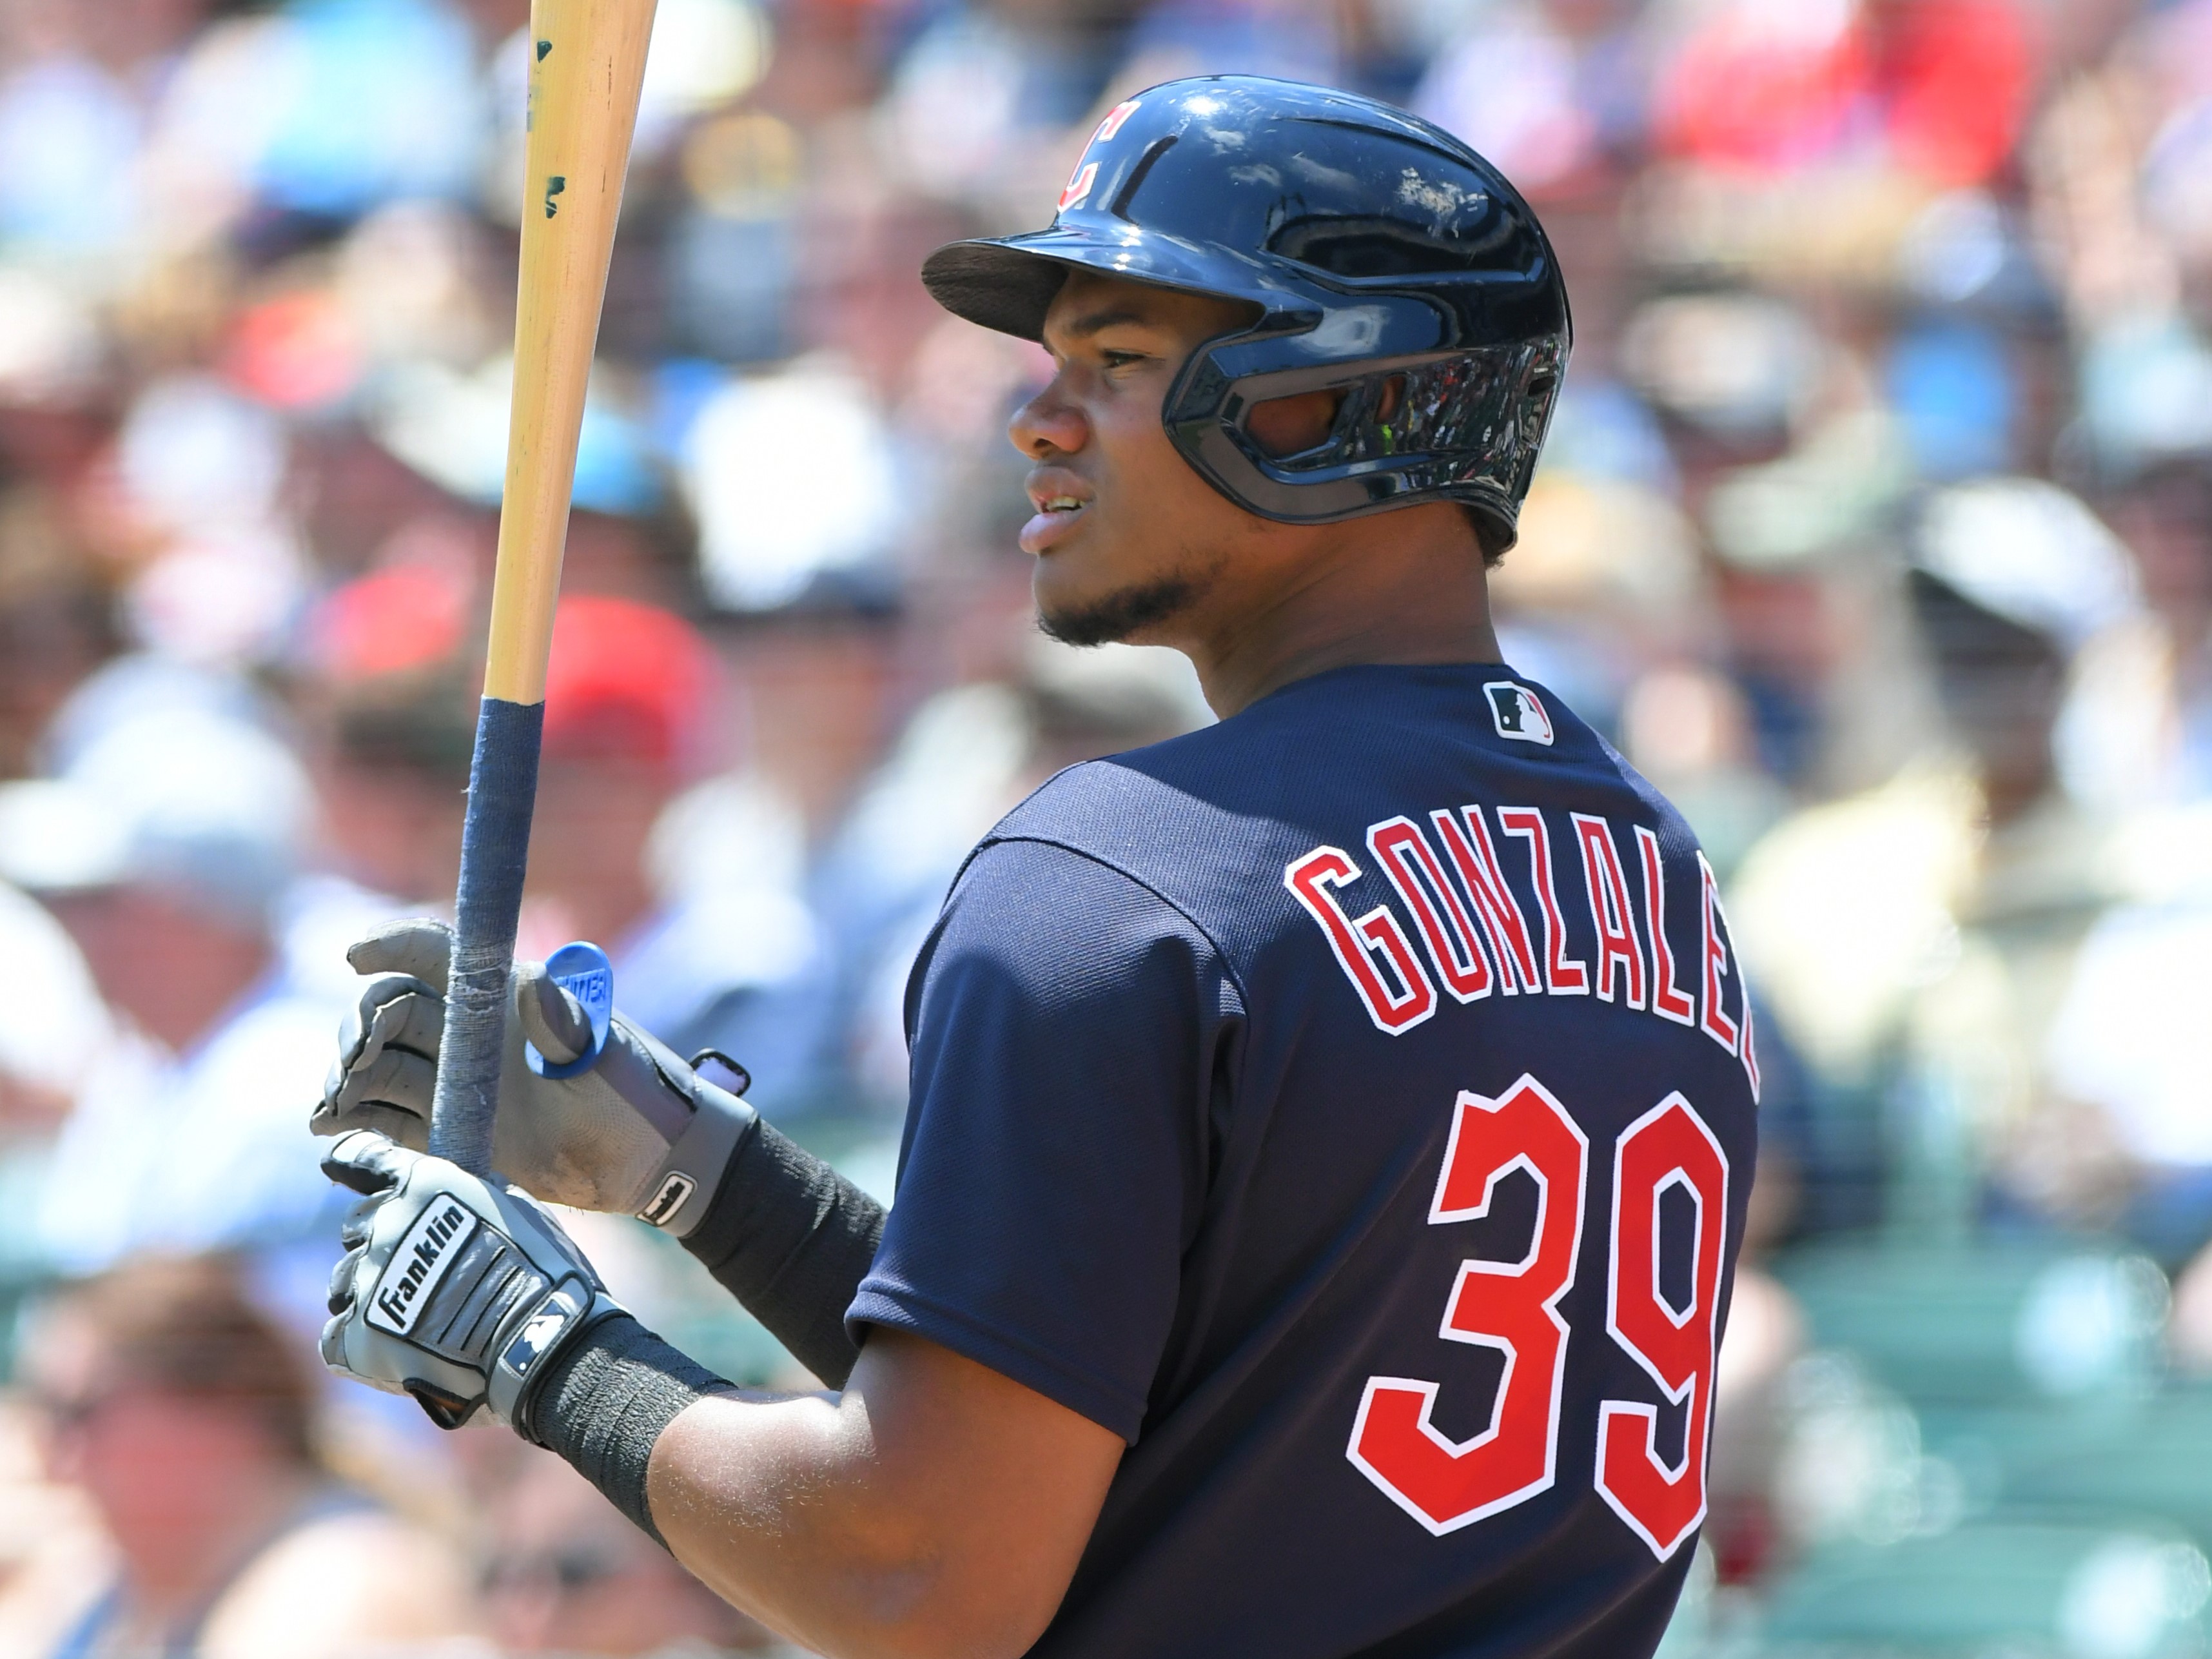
[
  {"left": 679, "top": 1119, "right": 886, "bottom": 1389},
  {"left": 523, "top": 1312, "right": 729, "bottom": 1546}
]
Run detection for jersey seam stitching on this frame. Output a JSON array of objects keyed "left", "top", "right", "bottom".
[{"left": 960, "top": 829, "right": 1256, "bottom": 1017}]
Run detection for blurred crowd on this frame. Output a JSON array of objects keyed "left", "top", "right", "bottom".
[{"left": 0, "top": 0, "right": 2207, "bottom": 1652}]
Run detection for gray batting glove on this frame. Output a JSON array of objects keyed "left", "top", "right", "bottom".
[
  {"left": 321, "top": 1130, "right": 618, "bottom": 1430},
  {"left": 312, "top": 918, "right": 752, "bottom": 1236}
]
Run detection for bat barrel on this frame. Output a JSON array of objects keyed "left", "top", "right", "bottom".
[
  {"left": 428, "top": 698, "right": 545, "bottom": 1173},
  {"left": 425, "top": 0, "right": 658, "bottom": 1175}
]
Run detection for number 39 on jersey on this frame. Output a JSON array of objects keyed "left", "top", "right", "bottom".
[{"left": 1346, "top": 1075, "right": 1730, "bottom": 1562}]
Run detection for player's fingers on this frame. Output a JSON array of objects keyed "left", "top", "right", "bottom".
[
  {"left": 320, "top": 1313, "right": 350, "bottom": 1372},
  {"left": 328, "top": 1250, "right": 361, "bottom": 1315},
  {"left": 335, "top": 977, "right": 440, "bottom": 1086},
  {"left": 327, "top": 1046, "right": 438, "bottom": 1125},
  {"left": 322, "top": 1130, "right": 409, "bottom": 1195},
  {"left": 339, "top": 1201, "right": 376, "bottom": 1251},
  {"left": 347, "top": 918, "right": 454, "bottom": 992},
  {"left": 514, "top": 962, "right": 591, "bottom": 1065},
  {"left": 313, "top": 1096, "right": 429, "bottom": 1150},
  {"left": 364, "top": 984, "right": 445, "bottom": 1059}
]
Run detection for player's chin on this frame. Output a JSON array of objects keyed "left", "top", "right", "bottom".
[{"left": 1035, "top": 566, "right": 1203, "bottom": 649}]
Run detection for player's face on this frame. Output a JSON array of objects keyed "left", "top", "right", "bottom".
[{"left": 1013, "top": 271, "right": 1322, "bottom": 649}]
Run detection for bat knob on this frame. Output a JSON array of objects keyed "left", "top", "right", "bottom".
[{"left": 526, "top": 940, "right": 614, "bottom": 1079}]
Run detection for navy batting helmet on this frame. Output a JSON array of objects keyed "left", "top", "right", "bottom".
[{"left": 921, "top": 75, "right": 1571, "bottom": 548}]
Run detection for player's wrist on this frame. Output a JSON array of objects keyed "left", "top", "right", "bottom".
[
  {"left": 623, "top": 1060, "right": 758, "bottom": 1235},
  {"left": 519, "top": 1309, "right": 731, "bottom": 1546},
  {"left": 489, "top": 1284, "right": 625, "bottom": 1428}
]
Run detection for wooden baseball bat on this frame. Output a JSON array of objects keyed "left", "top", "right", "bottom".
[{"left": 429, "top": 0, "right": 658, "bottom": 1174}]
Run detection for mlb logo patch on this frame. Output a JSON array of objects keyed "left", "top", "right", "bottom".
[{"left": 1485, "top": 682, "right": 1554, "bottom": 745}]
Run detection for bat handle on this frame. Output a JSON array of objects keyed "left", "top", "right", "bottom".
[{"left": 427, "top": 696, "right": 546, "bottom": 1175}]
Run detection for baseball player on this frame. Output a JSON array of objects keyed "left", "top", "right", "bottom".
[{"left": 315, "top": 76, "right": 1758, "bottom": 1659}]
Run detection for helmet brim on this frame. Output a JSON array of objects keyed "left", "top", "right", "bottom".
[{"left": 921, "top": 224, "right": 1279, "bottom": 343}]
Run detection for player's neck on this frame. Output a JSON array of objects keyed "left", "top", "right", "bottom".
[{"left": 1172, "top": 506, "right": 1505, "bottom": 718}]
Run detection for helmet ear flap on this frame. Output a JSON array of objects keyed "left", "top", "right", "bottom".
[{"left": 1170, "top": 337, "right": 1568, "bottom": 531}]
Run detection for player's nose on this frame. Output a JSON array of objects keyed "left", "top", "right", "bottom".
[{"left": 1009, "top": 378, "right": 1086, "bottom": 460}]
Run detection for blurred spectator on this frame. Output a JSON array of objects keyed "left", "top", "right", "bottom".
[
  {"left": 2045, "top": 855, "right": 2212, "bottom": 1270},
  {"left": 1414, "top": 0, "right": 1647, "bottom": 200},
  {"left": 526, "top": 595, "right": 818, "bottom": 1068},
  {"left": 289, "top": 560, "right": 476, "bottom": 913},
  {"left": 0, "top": 685, "right": 340, "bottom": 1274},
  {"left": 1730, "top": 480, "right": 2139, "bottom": 1237},
  {"left": 484, "top": 1452, "right": 776, "bottom": 1655},
  {"left": 1619, "top": 664, "right": 1790, "bottom": 880},
  {"left": 680, "top": 361, "right": 909, "bottom": 614},
  {"left": 16, "top": 1254, "right": 478, "bottom": 1658},
  {"left": 2098, "top": 457, "right": 2212, "bottom": 801},
  {"left": 0, "top": 878, "right": 104, "bottom": 1135},
  {"left": 790, "top": 636, "right": 1209, "bottom": 1124},
  {"left": 1707, "top": 1264, "right": 1810, "bottom": 1585},
  {"left": 0, "top": 488, "right": 117, "bottom": 783}
]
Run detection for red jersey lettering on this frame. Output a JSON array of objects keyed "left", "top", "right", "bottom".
[
  {"left": 1572, "top": 814, "right": 1645, "bottom": 1010},
  {"left": 1285, "top": 846, "right": 1437, "bottom": 1034},
  {"left": 1370, "top": 816, "right": 1494, "bottom": 1004},
  {"left": 1497, "top": 808, "right": 1588, "bottom": 996}
]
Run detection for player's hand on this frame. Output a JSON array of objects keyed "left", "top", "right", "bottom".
[
  {"left": 312, "top": 918, "right": 754, "bottom": 1235},
  {"left": 320, "top": 1130, "right": 618, "bottom": 1430}
]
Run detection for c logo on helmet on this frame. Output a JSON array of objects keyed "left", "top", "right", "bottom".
[
  {"left": 1092, "top": 97, "right": 1142, "bottom": 144},
  {"left": 1057, "top": 161, "right": 1099, "bottom": 213},
  {"left": 1057, "top": 99, "right": 1141, "bottom": 215}
]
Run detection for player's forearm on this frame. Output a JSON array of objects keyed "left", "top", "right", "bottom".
[
  {"left": 643, "top": 1364, "right": 1080, "bottom": 1659},
  {"left": 521, "top": 1304, "right": 1112, "bottom": 1657},
  {"left": 522, "top": 1310, "right": 943, "bottom": 1655},
  {"left": 647, "top": 1394, "right": 1021, "bottom": 1659}
]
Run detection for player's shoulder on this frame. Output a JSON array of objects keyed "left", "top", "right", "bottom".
[
  {"left": 988, "top": 661, "right": 1665, "bottom": 850},
  {"left": 977, "top": 709, "right": 1281, "bottom": 879}
]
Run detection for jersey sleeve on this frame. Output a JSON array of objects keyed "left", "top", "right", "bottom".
[{"left": 845, "top": 835, "right": 1235, "bottom": 1442}]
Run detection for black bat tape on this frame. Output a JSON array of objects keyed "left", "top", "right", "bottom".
[{"left": 429, "top": 696, "right": 546, "bottom": 1175}]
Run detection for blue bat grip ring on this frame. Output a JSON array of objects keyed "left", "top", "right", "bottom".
[{"left": 526, "top": 940, "right": 614, "bottom": 1079}]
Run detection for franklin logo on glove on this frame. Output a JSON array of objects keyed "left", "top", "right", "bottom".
[{"left": 366, "top": 1198, "right": 476, "bottom": 1337}]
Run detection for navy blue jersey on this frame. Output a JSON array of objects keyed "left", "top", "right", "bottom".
[{"left": 848, "top": 663, "right": 1760, "bottom": 1658}]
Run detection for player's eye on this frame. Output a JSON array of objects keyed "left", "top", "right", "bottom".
[{"left": 1099, "top": 348, "right": 1148, "bottom": 371}]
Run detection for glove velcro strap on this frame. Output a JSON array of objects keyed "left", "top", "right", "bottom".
[
  {"left": 632, "top": 1077, "right": 757, "bottom": 1237},
  {"left": 483, "top": 1278, "right": 608, "bottom": 1427},
  {"left": 520, "top": 1311, "right": 730, "bottom": 1546}
]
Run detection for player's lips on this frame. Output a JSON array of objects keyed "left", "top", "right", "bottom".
[{"left": 1021, "top": 471, "right": 1095, "bottom": 555}]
